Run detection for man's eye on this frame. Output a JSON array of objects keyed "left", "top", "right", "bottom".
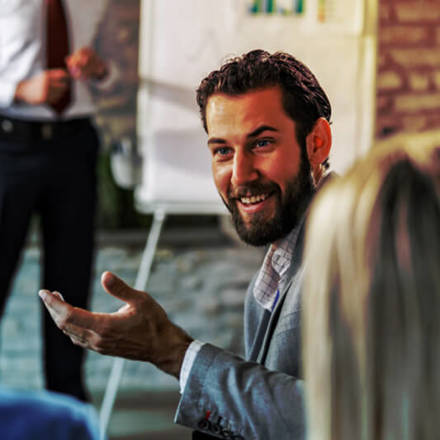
[
  {"left": 213, "top": 147, "right": 232, "bottom": 157},
  {"left": 254, "top": 139, "right": 272, "bottom": 148}
]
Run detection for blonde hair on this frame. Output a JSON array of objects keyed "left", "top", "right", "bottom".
[{"left": 303, "top": 131, "right": 440, "bottom": 440}]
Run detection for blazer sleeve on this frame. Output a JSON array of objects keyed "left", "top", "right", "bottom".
[{"left": 174, "top": 343, "right": 305, "bottom": 440}]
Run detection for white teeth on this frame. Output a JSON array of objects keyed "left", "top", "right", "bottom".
[{"left": 240, "top": 193, "right": 268, "bottom": 205}]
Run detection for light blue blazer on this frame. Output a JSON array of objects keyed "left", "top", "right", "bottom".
[{"left": 175, "top": 220, "right": 307, "bottom": 440}]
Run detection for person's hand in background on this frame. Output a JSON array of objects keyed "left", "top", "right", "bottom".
[
  {"left": 66, "top": 47, "right": 108, "bottom": 81},
  {"left": 14, "top": 70, "right": 70, "bottom": 105}
]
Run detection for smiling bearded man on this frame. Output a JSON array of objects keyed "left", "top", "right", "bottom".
[{"left": 39, "top": 49, "right": 333, "bottom": 440}]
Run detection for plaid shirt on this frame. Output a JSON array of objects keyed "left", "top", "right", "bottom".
[{"left": 253, "top": 226, "right": 300, "bottom": 311}]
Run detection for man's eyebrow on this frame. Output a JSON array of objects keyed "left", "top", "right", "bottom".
[
  {"left": 207, "top": 138, "right": 226, "bottom": 145},
  {"left": 247, "top": 125, "right": 279, "bottom": 138},
  {"left": 207, "top": 125, "right": 278, "bottom": 145}
]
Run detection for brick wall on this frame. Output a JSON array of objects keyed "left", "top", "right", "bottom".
[{"left": 376, "top": 0, "right": 440, "bottom": 138}]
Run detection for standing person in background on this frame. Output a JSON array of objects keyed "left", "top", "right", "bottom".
[
  {"left": 303, "top": 134, "right": 440, "bottom": 440},
  {"left": 0, "top": 0, "right": 116, "bottom": 401}
]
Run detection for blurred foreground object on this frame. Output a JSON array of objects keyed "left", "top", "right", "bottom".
[{"left": 304, "top": 130, "right": 440, "bottom": 440}]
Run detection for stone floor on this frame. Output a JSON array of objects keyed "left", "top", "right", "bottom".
[{"left": 0, "top": 223, "right": 264, "bottom": 439}]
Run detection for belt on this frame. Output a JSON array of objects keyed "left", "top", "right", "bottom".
[{"left": 0, "top": 115, "right": 91, "bottom": 143}]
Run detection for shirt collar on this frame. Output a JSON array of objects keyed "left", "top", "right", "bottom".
[{"left": 253, "top": 225, "right": 301, "bottom": 311}]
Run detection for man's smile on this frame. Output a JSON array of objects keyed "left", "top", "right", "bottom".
[
  {"left": 227, "top": 183, "right": 279, "bottom": 216},
  {"left": 233, "top": 191, "right": 277, "bottom": 216},
  {"left": 239, "top": 193, "right": 270, "bottom": 205}
]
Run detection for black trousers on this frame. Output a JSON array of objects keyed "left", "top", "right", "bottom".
[{"left": 0, "top": 118, "right": 99, "bottom": 401}]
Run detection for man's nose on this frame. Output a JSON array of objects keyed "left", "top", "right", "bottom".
[{"left": 231, "top": 151, "right": 258, "bottom": 186}]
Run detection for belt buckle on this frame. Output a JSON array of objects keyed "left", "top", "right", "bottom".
[
  {"left": 41, "top": 123, "right": 53, "bottom": 140},
  {"left": 1, "top": 119, "right": 13, "bottom": 134}
]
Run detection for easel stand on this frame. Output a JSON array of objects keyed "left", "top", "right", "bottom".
[{"left": 99, "top": 208, "right": 166, "bottom": 438}]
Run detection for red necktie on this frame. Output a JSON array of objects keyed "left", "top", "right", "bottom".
[{"left": 45, "top": 0, "right": 71, "bottom": 114}]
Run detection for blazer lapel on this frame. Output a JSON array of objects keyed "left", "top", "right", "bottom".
[
  {"left": 248, "top": 310, "right": 271, "bottom": 362},
  {"left": 256, "top": 272, "right": 298, "bottom": 364},
  {"left": 255, "top": 219, "right": 306, "bottom": 365}
]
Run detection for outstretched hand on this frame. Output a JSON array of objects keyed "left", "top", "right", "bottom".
[{"left": 39, "top": 271, "right": 193, "bottom": 378}]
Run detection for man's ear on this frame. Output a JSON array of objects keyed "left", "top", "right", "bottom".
[{"left": 306, "top": 118, "right": 332, "bottom": 180}]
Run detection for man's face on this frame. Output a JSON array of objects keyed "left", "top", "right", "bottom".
[{"left": 206, "top": 86, "right": 314, "bottom": 246}]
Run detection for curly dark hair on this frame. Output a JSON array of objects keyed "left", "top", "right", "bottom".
[{"left": 196, "top": 49, "right": 332, "bottom": 155}]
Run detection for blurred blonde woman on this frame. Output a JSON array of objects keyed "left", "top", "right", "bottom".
[{"left": 303, "top": 132, "right": 440, "bottom": 440}]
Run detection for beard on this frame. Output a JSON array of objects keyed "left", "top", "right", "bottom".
[{"left": 224, "top": 156, "right": 315, "bottom": 247}]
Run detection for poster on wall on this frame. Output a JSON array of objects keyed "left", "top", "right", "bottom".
[{"left": 246, "top": 0, "right": 365, "bottom": 33}]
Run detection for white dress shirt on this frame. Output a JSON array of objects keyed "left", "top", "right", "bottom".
[{"left": 0, "top": 0, "right": 113, "bottom": 120}]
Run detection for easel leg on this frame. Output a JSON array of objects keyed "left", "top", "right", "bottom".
[{"left": 99, "top": 209, "right": 167, "bottom": 439}]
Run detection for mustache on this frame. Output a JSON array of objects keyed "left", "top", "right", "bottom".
[{"left": 227, "top": 182, "right": 279, "bottom": 200}]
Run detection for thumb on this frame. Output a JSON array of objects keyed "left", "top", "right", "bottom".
[{"left": 101, "top": 271, "right": 140, "bottom": 304}]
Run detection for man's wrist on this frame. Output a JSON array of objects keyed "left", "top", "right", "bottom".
[{"left": 155, "top": 325, "right": 194, "bottom": 379}]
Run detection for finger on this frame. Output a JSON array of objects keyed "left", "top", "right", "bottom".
[
  {"left": 39, "top": 290, "right": 75, "bottom": 329},
  {"left": 39, "top": 290, "right": 105, "bottom": 331},
  {"left": 62, "top": 320, "right": 120, "bottom": 355},
  {"left": 101, "top": 271, "right": 141, "bottom": 304},
  {"left": 67, "top": 51, "right": 88, "bottom": 68},
  {"left": 39, "top": 289, "right": 70, "bottom": 316},
  {"left": 52, "top": 290, "right": 65, "bottom": 301},
  {"left": 69, "top": 335, "right": 89, "bottom": 349},
  {"left": 50, "top": 82, "right": 69, "bottom": 93},
  {"left": 61, "top": 322, "right": 99, "bottom": 348},
  {"left": 49, "top": 69, "right": 70, "bottom": 80},
  {"left": 63, "top": 325, "right": 93, "bottom": 345}
]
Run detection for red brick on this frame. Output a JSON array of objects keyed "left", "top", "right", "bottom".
[
  {"left": 395, "top": 93, "right": 440, "bottom": 112},
  {"left": 401, "top": 115, "right": 428, "bottom": 131},
  {"left": 390, "top": 48, "right": 440, "bottom": 67},
  {"left": 377, "top": 70, "right": 404, "bottom": 90},
  {"left": 408, "top": 71, "right": 431, "bottom": 90},
  {"left": 425, "top": 114, "right": 440, "bottom": 130},
  {"left": 379, "top": 25, "right": 430, "bottom": 45},
  {"left": 379, "top": 4, "right": 392, "bottom": 23},
  {"left": 377, "top": 53, "right": 391, "bottom": 70},
  {"left": 395, "top": 2, "right": 440, "bottom": 22},
  {"left": 376, "top": 95, "right": 394, "bottom": 114},
  {"left": 375, "top": 117, "right": 403, "bottom": 139},
  {"left": 434, "top": 70, "right": 440, "bottom": 89}
]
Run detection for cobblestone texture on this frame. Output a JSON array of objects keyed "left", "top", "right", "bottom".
[{"left": 0, "top": 231, "right": 264, "bottom": 394}]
